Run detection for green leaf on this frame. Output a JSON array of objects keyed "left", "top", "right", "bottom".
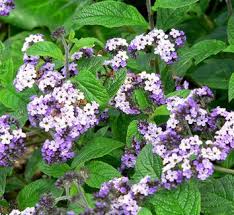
[
  {"left": 107, "top": 69, "right": 127, "bottom": 98},
  {"left": 229, "top": 73, "right": 234, "bottom": 102},
  {"left": 156, "top": 5, "right": 196, "bottom": 30},
  {"left": 153, "top": 0, "right": 198, "bottom": 9},
  {"left": 166, "top": 90, "right": 191, "bottom": 98},
  {"left": 72, "top": 37, "right": 104, "bottom": 51},
  {"left": 0, "top": 58, "right": 14, "bottom": 87},
  {"left": 71, "top": 137, "right": 124, "bottom": 168},
  {"left": 190, "top": 59, "right": 234, "bottom": 89},
  {"left": 148, "top": 181, "right": 200, "bottom": 215},
  {"left": 126, "top": 120, "right": 139, "bottom": 148},
  {"left": 0, "top": 0, "right": 78, "bottom": 30},
  {"left": 73, "top": 70, "right": 109, "bottom": 107},
  {"left": 27, "top": 41, "right": 64, "bottom": 61},
  {"left": 77, "top": 56, "right": 105, "bottom": 74},
  {"left": 221, "top": 150, "right": 234, "bottom": 168},
  {"left": 24, "top": 149, "right": 42, "bottom": 182},
  {"left": 200, "top": 175, "right": 234, "bottom": 215},
  {"left": 73, "top": 1, "right": 148, "bottom": 28},
  {"left": 223, "top": 45, "right": 234, "bottom": 53},
  {"left": 138, "top": 207, "right": 153, "bottom": 215},
  {"left": 133, "top": 144, "right": 162, "bottom": 181},
  {"left": 39, "top": 162, "right": 71, "bottom": 178},
  {"left": 133, "top": 89, "right": 150, "bottom": 110},
  {"left": 191, "top": 40, "right": 226, "bottom": 65},
  {"left": 228, "top": 14, "right": 234, "bottom": 44},
  {"left": 85, "top": 161, "right": 121, "bottom": 188},
  {"left": 0, "top": 167, "right": 12, "bottom": 196},
  {"left": 17, "top": 179, "right": 54, "bottom": 210}
]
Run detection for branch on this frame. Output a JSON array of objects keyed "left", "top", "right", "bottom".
[
  {"left": 226, "top": 0, "right": 233, "bottom": 17},
  {"left": 146, "top": 0, "right": 154, "bottom": 30},
  {"left": 214, "top": 165, "right": 234, "bottom": 175}
]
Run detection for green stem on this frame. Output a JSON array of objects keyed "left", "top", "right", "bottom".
[
  {"left": 61, "top": 37, "right": 70, "bottom": 78},
  {"left": 55, "top": 196, "right": 71, "bottom": 205},
  {"left": 226, "top": 0, "right": 233, "bottom": 17},
  {"left": 146, "top": 0, "right": 154, "bottom": 30},
  {"left": 214, "top": 165, "right": 234, "bottom": 175},
  {"left": 77, "top": 185, "right": 89, "bottom": 208}
]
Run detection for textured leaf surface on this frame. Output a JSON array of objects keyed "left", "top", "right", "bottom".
[
  {"left": 17, "top": 179, "right": 54, "bottom": 209},
  {"left": 73, "top": 1, "right": 148, "bottom": 28},
  {"left": 200, "top": 175, "right": 234, "bottom": 215},
  {"left": 85, "top": 161, "right": 121, "bottom": 188},
  {"left": 73, "top": 70, "right": 109, "bottom": 106},
  {"left": 149, "top": 182, "right": 200, "bottom": 215},
  {"left": 154, "top": 0, "right": 198, "bottom": 9},
  {"left": 39, "top": 162, "right": 70, "bottom": 178},
  {"left": 71, "top": 137, "right": 124, "bottom": 168},
  {"left": 133, "top": 144, "right": 162, "bottom": 181},
  {"left": 190, "top": 59, "right": 234, "bottom": 89},
  {"left": 228, "top": 14, "right": 234, "bottom": 44},
  {"left": 27, "top": 41, "right": 64, "bottom": 61},
  {"left": 229, "top": 73, "right": 234, "bottom": 102}
]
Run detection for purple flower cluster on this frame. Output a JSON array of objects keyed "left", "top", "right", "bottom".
[
  {"left": 71, "top": 47, "right": 94, "bottom": 60},
  {"left": 104, "top": 29, "right": 186, "bottom": 70},
  {"left": 14, "top": 34, "right": 45, "bottom": 91},
  {"left": 0, "top": 115, "right": 26, "bottom": 167},
  {"left": 111, "top": 71, "right": 165, "bottom": 114},
  {"left": 9, "top": 207, "right": 35, "bottom": 215},
  {"left": 83, "top": 176, "right": 158, "bottom": 215},
  {"left": 174, "top": 76, "right": 189, "bottom": 91},
  {"left": 27, "top": 81, "right": 100, "bottom": 164},
  {"left": 136, "top": 87, "right": 234, "bottom": 188},
  {"left": 0, "top": 0, "right": 15, "bottom": 16}
]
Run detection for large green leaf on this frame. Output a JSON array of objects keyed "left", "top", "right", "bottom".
[
  {"left": 77, "top": 56, "right": 105, "bottom": 74},
  {"left": 27, "top": 41, "right": 64, "bottom": 61},
  {"left": 133, "top": 144, "right": 162, "bottom": 181},
  {"left": 17, "top": 179, "right": 54, "bottom": 210},
  {"left": 126, "top": 120, "right": 139, "bottom": 148},
  {"left": 85, "top": 161, "right": 121, "bottom": 188},
  {"left": 148, "top": 182, "right": 200, "bottom": 215},
  {"left": 229, "top": 73, "right": 234, "bottom": 102},
  {"left": 71, "top": 137, "right": 124, "bottom": 168},
  {"left": 73, "top": 1, "right": 148, "bottom": 28},
  {"left": 200, "top": 175, "right": 234, "bottom": 215},
  {"left": 0, "top": 167, "right": 12, "bottom": 196},
  {"left": 73, "top": 70, "right": 109, "bottom": 107},
  {"left": 0, "top": 0, "right": 78, "bottom": 30},
  {"left": 228, "top": 14, "right": 234, "bottom": 44},
  {"left": 39, "top": 162, "right": 71, "bottom": 178},
  {"left": 190, "top": 59, "right": 234, "bottom": 89},
  {"left": 106, "top": 69, "right": 127, "bottom": 98},
  {"left": 72, "top": 37, "right": 104, "bottom": 51},
  {"left": 153, "top": 0, "right": 198, "bottom": 9}
]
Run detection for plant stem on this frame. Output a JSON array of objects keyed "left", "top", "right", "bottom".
[
  {"left": 226, "top": 0, "right": 233, "bottom": 17},
  {"left": 55, "top": 196, "right": 71, "bottom": 204},
  {"left": 61, "top": 37, "right": 70, "bottom": 78},
  {"left": 77, "top": 185, "right": 89, "bottom": 208},
  {"left": 146, "top": 0, "right": 154, "bottom": 30},
  {"left": 214, "top": 165, "right": 234, "bottom": 175}
]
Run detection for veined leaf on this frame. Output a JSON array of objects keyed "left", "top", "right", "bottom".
[
  {"left": 200, "top": 175, "right": 234, "bottom": 215},
  {"left": 153, "top": 0, "right": 198, "bottom": 9},
  {"left": 85, "top": 161, "right": 121, "bottom": 188},
  {"left": 71, "top": 137, "right": 124, "bottom": 168},
  {"left": 27, "top": 41, "right": 64, "bottom": 61},
  {"left": 133, "top": 144, "right": 162, "bottom": 181},
  {"left": 73, "top": 1, "right": 148, "bottom": 28},
  {"left": 148, "top": 181, "right": 200, "bottom": 215},
  {"left": 229, "top": 73, "right": 234, "bottom": 102}
]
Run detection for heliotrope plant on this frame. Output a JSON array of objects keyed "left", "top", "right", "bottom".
[{"left": 1, "top": 0, "right": 234, "bottom": 215}]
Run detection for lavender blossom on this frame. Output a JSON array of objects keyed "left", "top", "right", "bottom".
[
  {"left": 0, "top": 0, "right": 15, "bottom": 16},
  {"left": 0, "top": 115, "right": 26, "bottom": 167}
]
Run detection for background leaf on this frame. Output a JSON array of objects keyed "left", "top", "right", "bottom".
[{"left": 73, "top": 1, "right": 148, "bottom": 28}]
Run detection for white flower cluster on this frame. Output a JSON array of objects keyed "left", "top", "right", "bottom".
[
  {"left": 9, "top": 207, "right": 35, "bottom": 215},
  {"left": 14, "top": 34, "right": 44, "bottom": 91}
]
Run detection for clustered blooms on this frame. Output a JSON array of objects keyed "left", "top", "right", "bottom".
[
  {"left": 9, "top": 207, "right": 35, "bottom": 215},
  {"left": 111, "top": 71, "right": 165, "bottom": 114},
  {"left": 28, "top": 81, "right": 100, "bottom": 164},
  {"left": 14, "top": 34, "right": 45, "bottom": 91},
  {"left": 0, "top": 0, "right": 15, "bottom": 16},
  {"left": 82, "top": 176, "right": 158, "bottom": 215},
  {"left": 174, "top": 76, "right": 189, "bottom": 91},
  {"left": 104, "top": 28, "right": 186, "bottom": 70},
  {"left": 135, "top": 87, "right": 234, "bottom": 188},
  {"left": 0, "top": 115, "right": 26, "bottom": 167}
]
